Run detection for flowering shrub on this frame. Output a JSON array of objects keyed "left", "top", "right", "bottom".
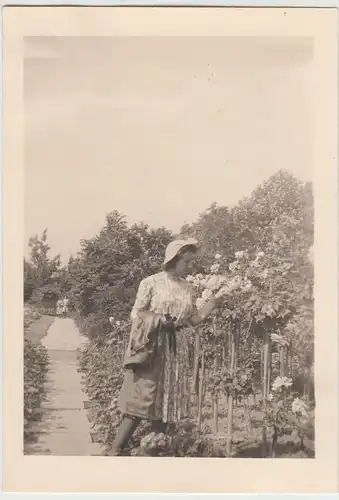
[
  {"left": 78, "top": 320, "right": 129, "bottom": 449},
  {"left": 187, "top": 249, "right": 295, "bottom": 323},
  {"left": 24, "top": 339, "right": 49, "bottom": 436},
  {"left": 257, "top": 375, "right": 311, "bottom": 456},
  {"left": 131, "top": 432, "right": 174, "bottom": 456},
  {"left": 24, "top": 306, "right": 51, "bottom": 440},
  {"left": 203, "top": 346, "right": 257, "bottom": 403},
  {"left": 184, "top": 246, "right": 314, "bottom": 455},
  {"left": 24, "top": 306, "right": 42, "bottom": 330},
  {"left": 128, "top": 424, "right": 226, "bottom": 458}
]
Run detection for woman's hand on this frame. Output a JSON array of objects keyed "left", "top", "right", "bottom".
[{"left": 190, "top": 295, "right": 221, "bottom": 326}]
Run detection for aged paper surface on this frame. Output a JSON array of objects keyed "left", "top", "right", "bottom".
[{"left": 2, "top": 6, "right": 338, "bottom": 493}]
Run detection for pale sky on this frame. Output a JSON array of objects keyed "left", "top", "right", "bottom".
[{"left": 24, "top": 36, "right": 313, "bottom": 263}]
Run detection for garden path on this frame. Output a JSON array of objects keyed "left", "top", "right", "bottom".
[{"left": 25, "top": 318, "right": 103, "bottom": 456}]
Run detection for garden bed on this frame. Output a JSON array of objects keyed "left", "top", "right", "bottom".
[
  {"left": 79, "top": 339, "right": 315, "bottom": 459},
  {"left": 24, "top": 305, "right": 55, "bottom": 343},
  {"left": 24, "top": 306, "right": 54, "bottom": 446}
]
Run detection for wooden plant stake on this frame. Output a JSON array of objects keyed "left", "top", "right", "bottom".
[
  {"left": 185, "top": 340, "right": 190, "bottom": 417},
  {"left": 212, "top": 397, "right": 219, "bottom": 434},
  {"left": 260, "top": 343, "right": 264, "bottom": 394},
  {"left": 193, "top": 331, "right": 201, "bottom": 403},
  {"left": 223, "top": 345, "right": 226, "bottom": 366},
  {"left": 262, "top": 330, "right": 273, "bottom": 456},
  {"left": 181, "top": 339, "right": 188, "bottom": 418},
  {"left": 121, "top": 331, "right": 126, "bottom": 365},
  {"left": 176, "top": 343, "right": 181, "bottom": 421},
  {"left": 244, "top": 396, "right": 252, "bottom": 435},
  {"left": 262, "top": 330, "right": 271, "bottom": 399},
  {"left": 226, "top": 329, "right": 236, "bottom": 456},
  {"left": 212, "top": 321, "right": 219, "bottom": 434},
  {"left": 270, "top": 426, "right": 278, "bottom": 458},
  {"left": 289, "top": 344, "right": 293, "bottom": 378},
  {"left": 197, "top": 350, "right": 205, "bottom": 431},
  {"left": 261, "top": 424, "right": 268, "bottom": 457},
  {"left": 267, "top": 336, "right": 272, "bottom": 395},
  {"left": 279, "top": 346, "right": 286, "bottom": 377}
]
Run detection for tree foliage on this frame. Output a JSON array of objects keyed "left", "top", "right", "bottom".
[
  {"left": 66, "top": 211, "right": 173, "bottom": 321},
  {"left": 24, "top": 229, "right": 62, "bottom": 303},
  {"left": 181, "top": 170, "right": 313, "bottom": 270}
]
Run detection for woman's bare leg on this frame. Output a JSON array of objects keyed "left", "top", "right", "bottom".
[
  {"left": 110, "top": 415, "right": 141, "bottom": 455},
  {"left": 151, "top": 419, "right": 167, "bottom": 434}
]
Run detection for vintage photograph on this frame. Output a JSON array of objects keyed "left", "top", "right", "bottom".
[{"left": 23, "top": 35, "right": 315, "bottom": 459}]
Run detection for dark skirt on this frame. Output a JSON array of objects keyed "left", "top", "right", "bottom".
[{"left": 118, "top": 329, "right": 189, "bottom": 422}]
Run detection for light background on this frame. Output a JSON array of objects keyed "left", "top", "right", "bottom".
[
  {"left": 24, "top": 35, "right": 313, "bottom": 262},
  {"left": 2, "top": 5, "right": 338, "bottom": 494}
]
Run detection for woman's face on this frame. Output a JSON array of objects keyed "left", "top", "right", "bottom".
[{"left": 175, "top": 251, "right": 195, "bottom": 276}]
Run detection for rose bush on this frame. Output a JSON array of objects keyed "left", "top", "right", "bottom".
[
  {"left": 71, "top": 171, "right": 314, "bottom": 457},
  {"left": 257, "top": 375, "right": 312, "bottom": 456}
]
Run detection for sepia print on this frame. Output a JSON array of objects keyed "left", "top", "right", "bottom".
[
  {"left": 2, "top": 5, "right": 338, "bottom": 494},
  {"left": 23, "top": 34, "right": 315, "bottom": 459}
]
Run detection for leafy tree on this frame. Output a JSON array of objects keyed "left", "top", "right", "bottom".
[
  {"left": 66, "top": 211, "right": 173, "bottom": 322},
  {"left": 181, "top": 170, "right": 313, "bottom": 270},
  {"left": 27, "top": 229, "right": 61, "bottom": 288},
  {"left": 24, "top": 258, "right": 35, "bottom": 302},
  {"left": 182, "top": 171, "right": 314, "bottom": 396},
  {"left": 24, "top": 229, "right": 62, "bottom": 304}
]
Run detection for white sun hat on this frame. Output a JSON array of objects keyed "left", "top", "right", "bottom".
[{"left": 163, "top": 238, "right": 198, "bottom": 265}]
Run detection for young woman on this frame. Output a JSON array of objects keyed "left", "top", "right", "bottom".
[{"left": 111, "top": 238, "right": 221, "bottom": 455}]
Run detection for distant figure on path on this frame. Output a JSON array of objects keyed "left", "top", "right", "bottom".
[
  {"left": 56, "top": 298, "right": 63, "bottom": 316},
  {"left": 62, "top": 296, "right": 70, "bottom": 317}
]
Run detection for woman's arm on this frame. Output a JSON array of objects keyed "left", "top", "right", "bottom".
[
  {"left": 130, "top": 277, "right": 153, "bottom": 321},
  {"left": 189, "top": 296, "right": 220, "bottom": 326}
]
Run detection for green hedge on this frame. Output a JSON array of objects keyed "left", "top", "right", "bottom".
[{"left": 24, "top": 339, "right": 49, "bottom": 436}]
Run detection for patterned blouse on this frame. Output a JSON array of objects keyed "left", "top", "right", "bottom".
[{"left": 130, "top": 271, "right": 197, "bottom": 326}]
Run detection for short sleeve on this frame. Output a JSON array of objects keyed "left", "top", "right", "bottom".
[{"left": 130, "top": 277, "right": 154, "bottom": 320}]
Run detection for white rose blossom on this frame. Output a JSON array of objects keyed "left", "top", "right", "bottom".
[
  {"left": 272, "top": 376, "right": 293, "bottom": 392},
  {"left": 229, "top": 261, "right": 239, "bottom": 272},
  {"left": 292, "top": 398, "right": 309, "bottom": 418},
  {"left": 210, "top": 263, "right": 220, "bottom": 274}
]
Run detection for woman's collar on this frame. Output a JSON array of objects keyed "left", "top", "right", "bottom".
[{"left": 164, "top": 270, "right": 182, "bottom": 281}]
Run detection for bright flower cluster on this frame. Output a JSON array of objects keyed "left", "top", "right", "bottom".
[
  {"left": 186, "top": 250, "right": 265, "bottom": 309},
  {"left": 271, "top": 376, "right": 293, "bottom": 392},
  {"left": 291, "top": 397, "right": 309, "bottom": 418}
]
